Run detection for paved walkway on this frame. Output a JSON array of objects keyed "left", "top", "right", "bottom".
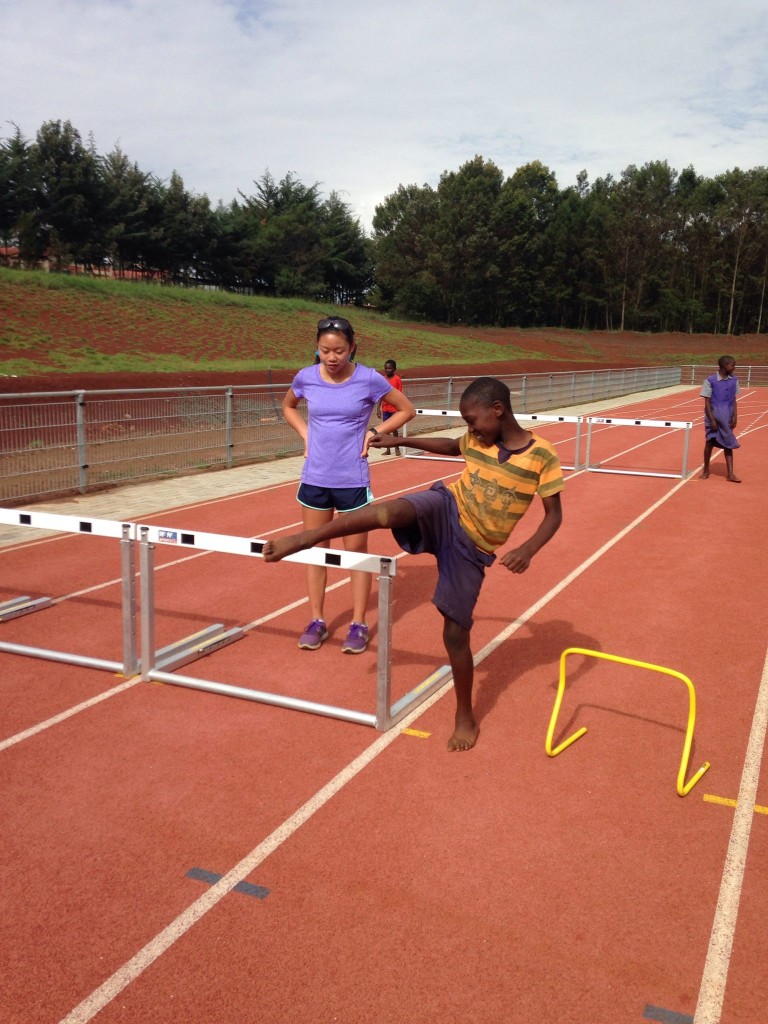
[{"left": 0, "top": 386, "right": 694, "bottom": 547}]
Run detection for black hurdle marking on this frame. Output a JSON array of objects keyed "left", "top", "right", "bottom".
[
  {"left": 79, "top": 521, "right": 93, "bottom": 533},
  {"left": 186, "top": 867, "right": 270, "bottom": 900},
  {"left": 19, "top": 513, "right": 32, "bottom": 525},
  {"left": 324, "top": 552, "right": 342, "bottom": 567},
  {"left": 251, "top": 541, "right": 265, "bottom": 554},
  {"left": 642, "top": 1005, "right": 693, "bottom": 1024},
  {"left": 634, "top": 420, "right": 642, "bottom": 425},
  {"left": 181, "top": 533, "right": 195, "bottom": 545},
  {"left": 665, "top": 421, "right": 672, "bottom": 426}
]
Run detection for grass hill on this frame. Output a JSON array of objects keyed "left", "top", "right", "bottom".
[{"left": 2, "top": 267, "right": 766, "bottom": 391}]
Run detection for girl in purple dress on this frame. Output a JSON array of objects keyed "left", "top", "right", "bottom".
[
  {"left": 282, "top": 316, "right": 415, "bottom": 653},
  {"left": 700, "top": 355, "right": 741, "bottom": 482}
]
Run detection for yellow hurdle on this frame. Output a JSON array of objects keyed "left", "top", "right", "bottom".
[{"left": 545, "top": 647, "right": 711, "bottom": 797}]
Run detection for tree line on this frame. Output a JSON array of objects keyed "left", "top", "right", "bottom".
[
  {"left": 0, "top": 120, "right": 371, "bottom": 304},
  {"left": 2, "top": 121, "right": 768, "bottom": 333}
]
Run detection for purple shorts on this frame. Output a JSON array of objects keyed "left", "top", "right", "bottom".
[{"left": 392, "top": 481, "right": 495, "bottom": 631}]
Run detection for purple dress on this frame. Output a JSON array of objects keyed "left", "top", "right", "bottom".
[{"left": 702, "top": 372, "right": 740, "bottom": 450}]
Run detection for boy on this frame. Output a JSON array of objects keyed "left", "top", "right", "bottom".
[
  {"left": 264, "top": 377, "right": 564, "bottom": 752},
  {"left": 376, "top": 359, "right": 404, "bottom": 455}
]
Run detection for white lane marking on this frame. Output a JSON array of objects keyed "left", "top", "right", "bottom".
[
  {"left": 694, "top": 644, "right": 768, "bottom": 1024},
  {"left": 0, "top": 678, "right": 141, "bottom": 753},
  {"left": 56, "top": 680, "right": 448, "bottom": 1024}
]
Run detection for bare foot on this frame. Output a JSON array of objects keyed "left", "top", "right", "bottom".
[
  {"left": 262, "top": 532, "right": 312, "bottom": 562},
  {"left": 699, "top": 471, "right": 709, "bottom": 479},
  {"left": 447, "top": 716, "right": 479, "bottom": 752},
  {"left": 728, "top": 475, "right": 742, "bottom": 483}
]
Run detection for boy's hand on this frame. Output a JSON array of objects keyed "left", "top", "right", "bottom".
[
  {"left": 499, "top": 543, "right": 534, "bottom": 574},
  {"left": 367, "top": 433, "right": 395, "bottom": 452}
]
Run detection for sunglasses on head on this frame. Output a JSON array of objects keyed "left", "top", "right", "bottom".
[{"left": 317, "top": 316, "right": 353, "bottom": 334}]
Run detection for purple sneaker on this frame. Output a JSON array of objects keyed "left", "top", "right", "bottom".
[
  {"left": 341, "top": 622, "right": 369, "bottom": 654},
  {"left": 298, "top": 619, "right": 328, "bottom": 650}
]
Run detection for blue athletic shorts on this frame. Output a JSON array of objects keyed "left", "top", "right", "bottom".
[
  {"left": 392, "top": 481, "right": 495, "bottom": 631},
  {"left": 297, "top": 483, "right": 373, "bottom": 512}
]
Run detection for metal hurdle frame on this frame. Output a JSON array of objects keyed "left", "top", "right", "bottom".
[
  {"left": 137, "top": 524, "right": 452, "bottom": 731},
  {"left": 401, "top": 408, "right": 464, "bottom": 463},
  {"left": 401, "top": 408, "right": 583, "bottom": 470},
  {"left": 0, "top": 509, "right": 139, "bottom": 675},
  {"left": 584, "top": 416, "right": 693, "bottom": 479},
  {"left": 520, "top": 414, "right": 583, "bottom": 471}
]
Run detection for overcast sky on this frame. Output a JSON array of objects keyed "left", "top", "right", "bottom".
[{"left": 2, "top": 0, "right": 767, "bottom": 230}]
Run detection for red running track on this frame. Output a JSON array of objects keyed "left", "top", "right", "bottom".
[{"left": 1, "top": 386, "right": 767, "bottom": 1023}]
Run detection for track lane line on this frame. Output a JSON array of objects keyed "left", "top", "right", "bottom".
[
  {"left": 56, "top": 680, "right": 449, "bottom": 1024},
  {"left": 0, "top": 677, "right": 142, "bottom": 753},
  {"left": 694, "top": 643, "right": 768, "bottom": 1024}
]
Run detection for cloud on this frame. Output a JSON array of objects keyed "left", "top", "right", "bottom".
[{"left": 2, "top": 0, "right": 767, "bottom": 229}]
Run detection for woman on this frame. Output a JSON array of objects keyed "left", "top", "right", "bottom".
[{"left": 282, "top": 316, "right": 415, "bottom": 653}]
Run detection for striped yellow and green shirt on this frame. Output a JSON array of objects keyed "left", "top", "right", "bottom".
[{"left": 447, "top": 432, "right": 564, "bottom": 553}]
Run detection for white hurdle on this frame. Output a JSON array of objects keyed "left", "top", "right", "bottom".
[
  {"left": 584, "top": 416, "right": 693, "bottom": 479},
  {"left": 401, "top": 408, "right": 464, "bottom": 463},
  {"left": 0, "top": 508, "right": 139, "bottom": 675},
  {"left": 519, "top": 414, "right": 583, "bottom": 470},
  {"left": 401, "top": 408, "right": 583, "bottom": 469},
  {"left": 137, "top": 524, "right": 451, "bottom": 731}
]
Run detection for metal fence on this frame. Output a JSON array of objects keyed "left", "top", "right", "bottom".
[{"left": 1, "top": 364, "right": 764, "bottom": 504}]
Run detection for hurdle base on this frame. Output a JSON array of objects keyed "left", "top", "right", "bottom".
[
  {"left": 148, "top": 668, "right": 377, "bottom": 727},
  {"left": 0, "top": 595, "right": 53, "bottom": 622},
  {"left": 379, "top": 664, "right": 453, "bottom": 730},
  {"left": 154, "top": 624, "right": 245, "bottom": 673}
]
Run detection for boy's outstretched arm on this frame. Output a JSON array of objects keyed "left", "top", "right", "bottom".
[
  {"left": 370, "top": 434, "right": 461, "bottom": 456},
  {"left": 498, "top": 493, "right": 563, "bottom": 574}
]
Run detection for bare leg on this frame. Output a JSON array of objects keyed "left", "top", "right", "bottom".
[
  {"left": 301, "top": 507, "right": 334, "bottom": 620},
  {"left": 700, "top": 441, "right": 714, "bottom": 479},
  {"left": 341, "top": 529, "right": 372, "bottom": 622},
  {"left": 725, "top": 449, "right": 741, "bottom": 482},
  {"left": 442, "top": 616, "right": 479, "bottom": 752},
  {"left": 263, "top": 498, "right": 416, "bottom": 561}
]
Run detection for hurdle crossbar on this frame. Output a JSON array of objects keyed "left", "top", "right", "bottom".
[
  {"left": 519, "top": 413, "right": 583, "bottom": 470},
  {"left": 0, "top": 509, "right": 138, "bottom": 675},
  {"left": 137, "top": 524, "right": 449, "bottom": 731},
  {"left": 401, "top": 408, "right": 464, "bottom": 463},
  {"left": 584, "top": 416, "right": 693, "bottom": 479},
  {"left": 402, "top": 409, "right": 583, "bottom": 469},
  {"left": 139, "top": 523, "right": 390, "bottom": 574}
]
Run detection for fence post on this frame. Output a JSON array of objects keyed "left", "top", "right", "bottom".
[
  {"left": 76, "top": 390, "right": 87, "bottom": 493},
  {"left": 225, "top": 387, "right": 233, "bottom": 468}
]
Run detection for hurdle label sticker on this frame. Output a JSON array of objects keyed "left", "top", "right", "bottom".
[{"left": 157, "top": 529, "right": 179, "bottom": 544}]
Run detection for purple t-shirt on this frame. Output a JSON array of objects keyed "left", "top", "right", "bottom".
[{"left": 291, "top": 363, "right": 392, "bottom": 488}]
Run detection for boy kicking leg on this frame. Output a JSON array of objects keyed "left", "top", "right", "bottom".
[
  {"left": 264, "top": 377, "right": 564, "bottom": 751},
  {"left": 263, "top": 490, "right": 483, "bottom": 751}
]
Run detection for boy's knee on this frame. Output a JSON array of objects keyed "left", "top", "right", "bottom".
[{"left": 443, "top": 617, "right": 470, "bottom": 651}]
